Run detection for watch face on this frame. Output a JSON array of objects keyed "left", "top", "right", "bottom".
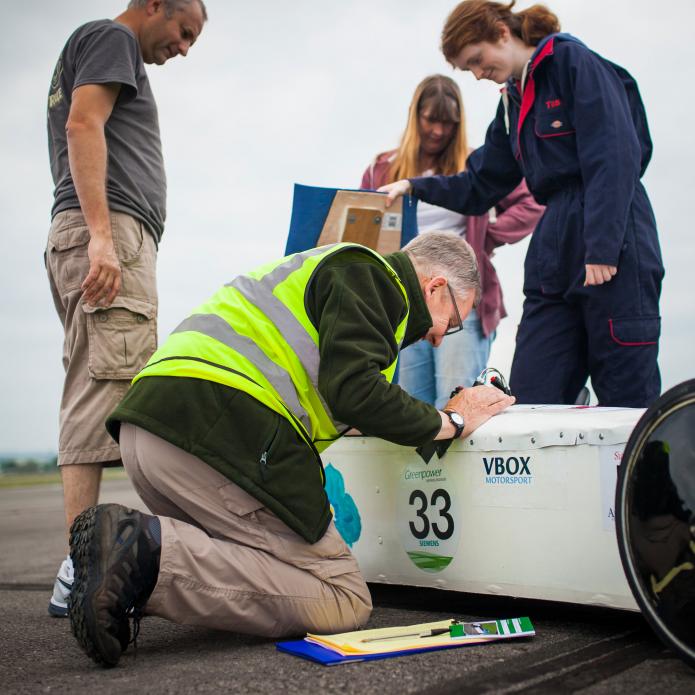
[{"left": 450, "top": 412, "right": 464, "bottom": 426}]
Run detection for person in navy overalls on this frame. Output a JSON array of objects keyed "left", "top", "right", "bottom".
[{"left": 380, "top": 0, "right": 664, "bottom": 408}]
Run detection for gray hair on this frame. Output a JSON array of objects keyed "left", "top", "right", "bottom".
[
  {"left": 128, "top": 0, "right": 208, "bottom": 21},
  {"left": 403, "top": 231, "right": 481, "bottom": 307}
]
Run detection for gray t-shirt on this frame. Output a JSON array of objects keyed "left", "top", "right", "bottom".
[{"left": 47, "top": 20, "right": 166, "bottom": 242}]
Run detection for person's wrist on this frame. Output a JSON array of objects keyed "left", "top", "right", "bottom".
[
  {"left": 88, "top": 228, "right": 114, "bottom": 242},
  {"left": 442, "top": 409, "right": 465, "bottom": 440}
]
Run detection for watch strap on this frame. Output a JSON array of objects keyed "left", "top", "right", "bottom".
[{"left": 443, "top": 409, "right": 465, "bottom": 439}]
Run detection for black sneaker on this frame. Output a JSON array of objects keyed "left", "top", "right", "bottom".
[{"left": 68, "top": 504, "right": 160, "bottom": 667}]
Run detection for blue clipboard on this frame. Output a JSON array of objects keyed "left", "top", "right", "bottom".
[{"left": 276, "top": 638, "right": 465, "bottom": 666}]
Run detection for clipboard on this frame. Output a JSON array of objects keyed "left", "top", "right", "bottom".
[
  {"left": 284, "top": 183, "right": 419, "bottom": 256},
  {"left": 276, "top": 637, "right": 466, "bottom": 666}
]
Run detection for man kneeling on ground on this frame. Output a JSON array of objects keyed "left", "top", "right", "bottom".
[{"left": 69, "top": 232, "right": 515, "bottom": 666}]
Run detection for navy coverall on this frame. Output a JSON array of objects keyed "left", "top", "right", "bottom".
[{"left": 410, "top": 33, "right": 664, "bottom": 407}]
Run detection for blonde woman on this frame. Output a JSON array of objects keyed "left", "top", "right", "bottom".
[{"left": 362, "top": 74, "right": 542, "bottom": 408}]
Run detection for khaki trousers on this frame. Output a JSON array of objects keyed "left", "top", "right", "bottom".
[{"left": 120, "top": 423, "right": 372, "bottom": 637}]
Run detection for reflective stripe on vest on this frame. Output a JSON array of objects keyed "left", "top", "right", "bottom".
[
  {"left": 134, "top": 243, "right": 409, "bottom": 450},
  {"left": 172, "top": 313, "right": 313, "bottom": 435},
  {"left": 228, "top": 278, "right": 337, "bottom": 430}
]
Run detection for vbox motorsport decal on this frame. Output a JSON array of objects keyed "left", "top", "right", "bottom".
[
  {"left": 483, "top": 455, "right": 533, "bottom": 485},
  {"left": 399, "top": 462, "right": 461, "bottom": 573}
]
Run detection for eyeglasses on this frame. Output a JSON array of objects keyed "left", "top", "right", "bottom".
[{"left": 444, "top": 284, "right": 464, "bottom": 336}]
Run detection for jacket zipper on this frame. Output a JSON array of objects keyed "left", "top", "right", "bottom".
[
  {"left": 259, "top": 422, "right": 280, "bottom": 482},
  {"left": 275, "top": 403, "right": 326, "bottom": 485}
]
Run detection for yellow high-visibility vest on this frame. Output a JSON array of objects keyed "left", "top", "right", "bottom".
[{"left": 133, "top": 243, "right": 409, "bottom": 452}]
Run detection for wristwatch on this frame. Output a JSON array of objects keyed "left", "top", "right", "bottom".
[{"left": 443, "top": 410, "right": 465, "bottom": 440}]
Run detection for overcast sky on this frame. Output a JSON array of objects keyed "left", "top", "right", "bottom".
[{"left": 1, "top": 0, "right": 693, "bottom": 453}]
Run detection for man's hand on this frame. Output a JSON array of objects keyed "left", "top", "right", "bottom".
[
  {"left": 377, "top": 179, "right": 411, "bottom": 208},
  {"left": 444, "top": 385, "right": 515, "bottom": 439},
  {"left": 584, "top": 264, "right": 617, "bottom": 286},
  {"left": 82, "top": 235, "right": 121, "bottom": 307}
]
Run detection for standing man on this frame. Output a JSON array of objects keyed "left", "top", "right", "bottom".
[{"left": 45, "top": 0, "right": 207, "bottom": 617}]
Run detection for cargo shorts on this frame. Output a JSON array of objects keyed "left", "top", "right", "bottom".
[{"left": 46, "top": 209, "right": 158, "bottom": 465}]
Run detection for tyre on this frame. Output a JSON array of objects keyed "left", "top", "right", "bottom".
[{"left": 616, "top": 379, "right": 695, "bottom": 668}]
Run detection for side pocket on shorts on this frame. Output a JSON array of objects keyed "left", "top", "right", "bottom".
[
  {"left": 47, "top": 220, "right": 91, "bottom": 293},
  {"left": 82, "top": 296, "right": 157, "bottom": 379},
  {"left": 609, "top": 316, "right": 660, "bottom": 346}
]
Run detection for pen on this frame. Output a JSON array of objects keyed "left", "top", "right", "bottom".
[{"left": 360, "top": 627, "right": 451, "bottom": 643}]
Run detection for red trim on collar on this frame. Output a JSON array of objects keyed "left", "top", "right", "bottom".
[
  {"left": 516, "top": 38, "right": 556, "bottom": 154},
  {"left": 531, "top": 36, "right": 555, "bottom": 71}
]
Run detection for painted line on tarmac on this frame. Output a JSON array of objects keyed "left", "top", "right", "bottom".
[{"left": 415, "top": 629, "right": 667, "bottom": 694}]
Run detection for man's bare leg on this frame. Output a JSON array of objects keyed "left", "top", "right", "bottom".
[
  {"left": 49, "top": 462, "right": 106, "bottom": 617},
  {"left": 61, "top": 463, "right": 104, "bottom": 540}
]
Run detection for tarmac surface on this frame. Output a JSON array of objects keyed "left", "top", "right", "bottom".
[{"left": 2, "top": 479, "right": 694, "bottom": 694}]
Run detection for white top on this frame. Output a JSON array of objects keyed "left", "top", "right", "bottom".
[
  {"left": 416, "top": 201, "right": 467, "bottom": 236},
  {"left": 340, "top": 406, "right": 644, "bottom": 452},
  {"left": 416, "top": 167, "right": 466, "bottom": 237},
  {"left": 460, "top": 405, "right": 644, "bottom": 452}
]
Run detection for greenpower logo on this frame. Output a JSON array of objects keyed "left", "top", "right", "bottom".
[
  {"left": 405, "top": 468, "right": 443, "bottom": 481},
  {"left": 399, "top": 464, "right": 460, "bottom": 573}
]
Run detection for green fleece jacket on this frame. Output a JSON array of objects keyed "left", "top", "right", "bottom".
[{"left": 107, "top": 249, "right": 441, "bottom": 542}]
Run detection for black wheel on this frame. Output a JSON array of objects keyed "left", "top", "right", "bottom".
[{"left": 616, "top": 379, "right": 695, "bottom": 668}]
